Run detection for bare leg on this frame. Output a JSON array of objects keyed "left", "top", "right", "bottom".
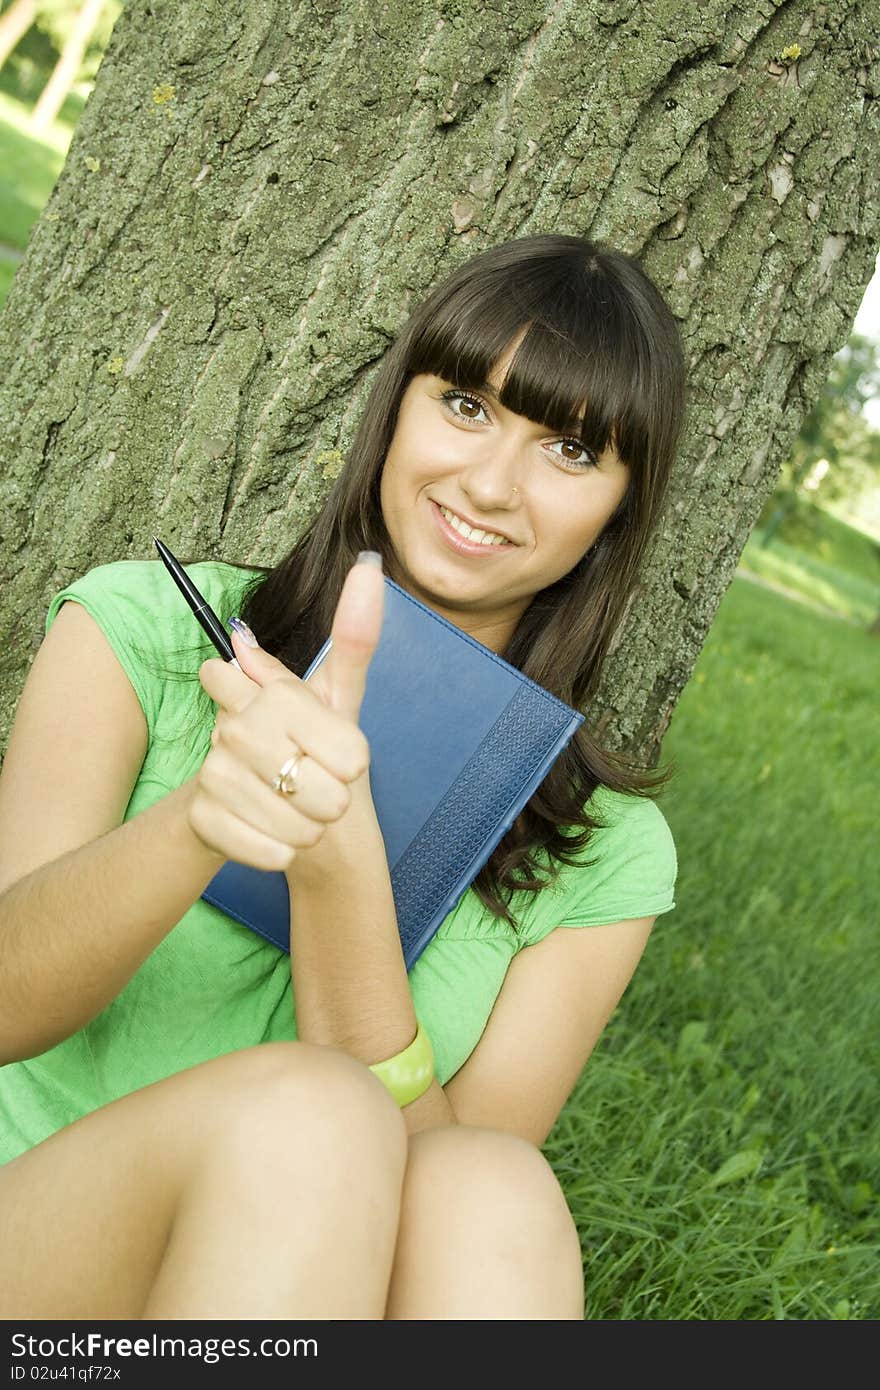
[
  {"left": 0, "top": 1042, "right": 407, "bottom": 1320},
  {"left": 385, "top": 1126, "right": 585, "bottom": 1320}
]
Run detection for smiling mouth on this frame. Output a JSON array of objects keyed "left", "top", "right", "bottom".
[{"left": 434, "top": 502, "right": 516, "bottom": 546}]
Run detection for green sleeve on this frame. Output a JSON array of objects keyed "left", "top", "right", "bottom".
[{"left": 519, "top": 790, "right": 678, "bottom": 948}]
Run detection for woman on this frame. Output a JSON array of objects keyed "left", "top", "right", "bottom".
[{"left": 0, "top": 234, "right": 686, "bottom": 1319}]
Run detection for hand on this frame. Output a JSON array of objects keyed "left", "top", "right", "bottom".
[{"left": 190, "top": 557, "right": 385, "bottom": 872}]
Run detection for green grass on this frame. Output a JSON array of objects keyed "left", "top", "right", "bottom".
[
  {"left": 740, "top": 535, "right": 880, "bottom": 628},
  {"left": 0, "top": 57, "right": 87, "bottom": 144},
  {"left": 765, "top": 497, "right": 880, "bottom": 581},
  {"left": 0, "top": 78, "right": 80, "bottom": 309},
  {"left": 546, "top": 576, "right": 879, "bottom": 1319},
  {"left": 0, "top": 89, "right": 70, "bottom": 241},
  {"left": 739, "top": 503, "right": 880, "bottom": 626}
]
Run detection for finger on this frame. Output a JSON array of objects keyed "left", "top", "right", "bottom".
[
  {"left": 199, "top": 656, "right": 265, "bottom": 714},
  {"left": 200, "top": 629, "right": 309, "bottom": 711},
  {"left": 206, "top": 732, "right": 351, "bottom": 825},
  {"left": 321, "top": 556, "right": 385, "bottom": 722},
  {"left": 228, "top": 625, "right": 309, "bottom": 693},
  {"left": 197, "top": 747, "right": 346, "bottom": 852},
  {"left": 189, "top": 795, "right": 300, "bottom": 874},
  {"left": 216, "top": 675, "right": 369, "bottom": 784}
]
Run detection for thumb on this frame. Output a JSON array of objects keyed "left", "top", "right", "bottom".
[{"left": 320, "top": 552, "right": 385, "bottom": 722}]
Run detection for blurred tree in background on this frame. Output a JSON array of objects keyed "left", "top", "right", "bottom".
[
  {"left": 0, "top": 0, "right": 122, "bottom": 128},
  {"left": 759, "top": 334, "right": 880, "bottom": 544}
]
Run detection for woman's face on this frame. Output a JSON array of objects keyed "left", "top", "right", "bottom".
[{"left": 379, "top": 337, "right": 630, "bottom": 652}]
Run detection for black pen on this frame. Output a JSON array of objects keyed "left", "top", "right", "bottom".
[{"left": 153, "top": 537, "right": 243, "bottom": 671}]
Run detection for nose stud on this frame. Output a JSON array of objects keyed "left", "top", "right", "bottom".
[{"left": 512, "top": 486, "right": 519, "bottom": 495}]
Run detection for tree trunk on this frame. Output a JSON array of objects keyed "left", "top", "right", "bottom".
[
  {"left": 28, "top": 0, "right": 104, "bottom": 133},
  {"left": 0, "top": 0, "right": 877, "bottom": 763},
  {"left": 0, "top": 0, "right": 36, "bottom": 73}
]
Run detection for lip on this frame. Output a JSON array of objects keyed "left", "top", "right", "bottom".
[{"left": 430, "top": 500, "right": 518, "bottom": 554}]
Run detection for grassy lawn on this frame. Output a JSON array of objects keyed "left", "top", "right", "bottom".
[
  {"left": 0, "top": 76, "right": 80, "bottom": 306},
  {"left": 740, "top": 505, "right": 880, "bottom": 627},
  {"left": 548, "top": 575, "right": 879, "bottom": 1319}
]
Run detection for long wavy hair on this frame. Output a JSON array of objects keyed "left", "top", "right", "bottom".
[{"left": 160, "top": 235, "right": 686, "bottom": 927}]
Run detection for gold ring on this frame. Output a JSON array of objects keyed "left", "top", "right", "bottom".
[{"left": 272, "top": 751, "right": 303, "bottom": 796}]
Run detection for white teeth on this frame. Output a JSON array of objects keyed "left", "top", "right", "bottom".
[{"left": 440, "top": 506, "right": 508, "bottom": 545}]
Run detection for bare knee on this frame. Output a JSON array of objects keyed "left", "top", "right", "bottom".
[
  {"left": 386, "top": 1127, "right": 584, "bottom": 1319},
  {"left": 405, "top": 1125, "right": 581, "bottom": 1262},
  {"left": 0, "top": 1042, "right": 407, "bottom": 1321},
  {"left": 182, "top": 1041, "right": 408, "bottom": 1185}
]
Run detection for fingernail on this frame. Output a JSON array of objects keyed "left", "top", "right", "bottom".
[
  {"left": 228, "top": 616, "right": 258, "bottom": 647},
  {"left": 356, "top": 550, "right": 383, "bottom": 568}
]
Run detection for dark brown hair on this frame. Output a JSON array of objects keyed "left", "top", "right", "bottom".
[{"left": 159, "top": 235, "right": 686, "bottom": 928}]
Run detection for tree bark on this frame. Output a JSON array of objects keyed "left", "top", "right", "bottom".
[
  {"left": 28, "top": 0, "right": 105, "bottom": 133},
  {"left": 0, "top": 0, "right": 36, "bottom": 73},
  {"left": 0, "top": 0, "right": 878, "bottom": 763}
]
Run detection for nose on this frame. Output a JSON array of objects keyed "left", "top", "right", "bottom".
[{"left": 457, "top": 435, "right": 526, "bottom": 511}]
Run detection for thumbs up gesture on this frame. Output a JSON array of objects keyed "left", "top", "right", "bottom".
[{"left": 190, "top": 554, "right": 385, "bottom": 873}]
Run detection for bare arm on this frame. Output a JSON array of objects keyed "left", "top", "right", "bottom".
[
  {"left": 0, "top": 601, "right": 224, "bottom": 1065},
  {"left": 286, "top": 771, "right": 457, "bottom": 1137},
  {"left": 445, "top": 917, "right": 656, "bottom": 1146}
]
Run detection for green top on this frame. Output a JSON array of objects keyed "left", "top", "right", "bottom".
[{"left": 0, "top": 560, "right": 677, "bottom": 1164}]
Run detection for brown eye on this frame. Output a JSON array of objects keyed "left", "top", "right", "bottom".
[
  {"left": 440, "top": 390, "right": 488, "bottom": 423},
  {"left": 548, "top": 438, "right": 600, "bottom": 471}
]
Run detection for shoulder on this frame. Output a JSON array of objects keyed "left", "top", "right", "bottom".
[
  {"left": 584, "top": 785, "right": 677, "bottom": 867},
  {"left": 515, "top": 786, "right": 678, "bottom": 950},
  {"left": 566, "top": 785, "right": 678, "bottom": 909},
  {"left": 43, "top": 559, "right": 265, "bottom": 732}
]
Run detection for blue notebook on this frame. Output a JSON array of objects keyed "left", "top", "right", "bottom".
[{"left": 201, "top": 577, "right": 584, "bottom": 970}]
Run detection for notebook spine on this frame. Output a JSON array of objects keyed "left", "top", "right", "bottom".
[{"left": 396, "top": 696, "right": 584, "bottom": 970}]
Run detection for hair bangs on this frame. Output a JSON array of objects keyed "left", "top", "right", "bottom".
[
  {"left": 401, "top": 261, "right": 654, "bottom": 467},
  {"left": 402, "top": 277, "right": 528, "bottom": 408},
  {"left": 493, "top": 321, "right": 628, "bottom": 460}
]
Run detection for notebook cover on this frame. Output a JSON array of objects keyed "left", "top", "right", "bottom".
[{"left": 201, "top": 577, "right": 583, "bottom": 970}]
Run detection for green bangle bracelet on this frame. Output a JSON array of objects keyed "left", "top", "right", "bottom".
[{"left": 368, "top": 1019, "right": 435, "bottom": 1107}]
